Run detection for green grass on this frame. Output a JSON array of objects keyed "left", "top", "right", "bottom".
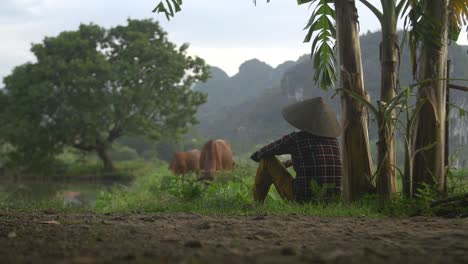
[
  {"left": 92, "top": 164, "right": 419, "bottom": 217},
  {"left": 2, "top": 161, "right": 467, "bottom": 217},
  {"left": 93, "top": 164, "right": 468, "bottom": 217},
  {"left": 447, "top": 169, "right": 468, "bottom": 193}
]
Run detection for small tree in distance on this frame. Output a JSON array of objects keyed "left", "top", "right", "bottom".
[{"left": 0, "top": 19, "right": 209, "bottom": 172}]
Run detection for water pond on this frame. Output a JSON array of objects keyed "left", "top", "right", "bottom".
[{"left": 0, "top": 179, "right": 128, "bottom": 209}]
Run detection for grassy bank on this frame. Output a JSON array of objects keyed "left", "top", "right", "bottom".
[
  {"left": 1, "top": 161, "right": 467, "bottom": 217},
  {"left": 94, "top": 163, "right": 462, "bottom": 217},
  {"left": 94, "top": 164, "right": 383, "bottom": 217}
]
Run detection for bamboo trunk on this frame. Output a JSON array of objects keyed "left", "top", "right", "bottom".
[
  {"left": 412, "top": 0, "right": 449, "bottom": 193},
  {"left": 334, "top": 0, "right": 374, "bottom": 201},
  {"left": 376, "top": 1, "right": 398, "bottom": 196}
]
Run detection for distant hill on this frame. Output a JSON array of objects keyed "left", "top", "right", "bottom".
[
  {"left": 194, "top": 59, "right": 295, "bottom": 119},
  {"left": 190, "top": 31, "right": 468, "bottom": 165}
]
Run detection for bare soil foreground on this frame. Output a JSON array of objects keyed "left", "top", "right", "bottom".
[{"left": 1, "top": 212, "right": 467, "bottom": 264}]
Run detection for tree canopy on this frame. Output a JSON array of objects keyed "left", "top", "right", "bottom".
[{"left": 0, "top": 19, "right": 209, "bottom": 171}]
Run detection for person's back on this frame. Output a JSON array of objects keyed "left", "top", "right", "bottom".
[{"left": 288, "top": 131, "right": 341, "bottom": 201}]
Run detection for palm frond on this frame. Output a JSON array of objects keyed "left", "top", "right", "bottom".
[
  {"left": 153, "top": 0, "right": 183, "bottom": 20},
  {"left": 401, "top": 0, "right": 444, "bottom": 78},
  {"left": 302, "top": 0, "right": 337, "bottom": 90},
  {"left": 402, "top": 0, "right": 468, "bottom": 78}
]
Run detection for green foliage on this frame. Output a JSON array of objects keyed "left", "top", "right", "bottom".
[
  {"left": 401, "top": 0, "right": 468, "bottom": 77},
  {"left": 0, "top": 19, "right": 209, "bottom": 170},
  {"left": 301, "top": 0, "right": 336, "bottom": 90},
  {"left": 110, "top": 145, "right": 140, "bottom": 162},
  {"left": 95, "top": 164, "right": 257, "bottom": 213},
  {"left": 153, "top": 0, "right": 183, "bottom": 20},
  {"left": 256, "top": 0, "right": 338, "bottom": 90},
  {"left": 447, "top": 169, "right": 468, "bottom": 194},
  {"left": 115, "top": 136, "right": 159, "bottom": 161},
  {"left": 116, "top": 136, "right": 157, "bottom": 156},
  {"left": 92, "top": 163, "right": 421, "bottom": 217},
  {"left": 309, "top": 180, "right": 338, "bottom": 202}
]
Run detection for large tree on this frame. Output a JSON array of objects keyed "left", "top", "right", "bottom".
[{"left": 0, "top": 19, "right": 208, "bottom": 171}]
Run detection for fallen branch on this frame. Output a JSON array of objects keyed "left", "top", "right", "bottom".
[
  {"left": 431, "top": 193, "right": 468, "bottom": 207},
  {"left": 449, "top": 84, "right": 468, "bottom": 92}
]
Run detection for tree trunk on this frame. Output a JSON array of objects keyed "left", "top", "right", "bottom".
[
  {"left": 96, "top": 144, "right": 115, "bottom": 172},
  {"left": 334, "top": 0, "right": 374, "bottom": 202},
  {"left": 376, "top": 1, "right": 398, "bottom": 196},
  {"left": 412, "top": 0, "right": 449, "bottom": 193}
]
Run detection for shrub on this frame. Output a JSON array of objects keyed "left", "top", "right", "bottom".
[{"left": 111, "top": 145, "right": 139, "bottom": 161}]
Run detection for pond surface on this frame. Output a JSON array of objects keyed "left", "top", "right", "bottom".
[{"left": 0, "top": 180, "right": 128, "bottom": 209}]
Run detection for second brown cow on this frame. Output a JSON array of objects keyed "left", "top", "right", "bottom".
[
  {"left": 169, "top": 149, "right": 201, "bottom": 176},
  {"left": 199, "top": 139, "right": 235, "bottom": 180}
]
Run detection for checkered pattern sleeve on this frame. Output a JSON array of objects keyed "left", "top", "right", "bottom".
[{"left": 255, "top": 133, "right": 295, "bottom": 160}]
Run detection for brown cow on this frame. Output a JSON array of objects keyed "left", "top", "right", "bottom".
[
  {"left": 169, "top": 149, "right": 201, "bottom": 176},
  {"left": 199, "top": 139, "right": 235, "bottom": 180}
]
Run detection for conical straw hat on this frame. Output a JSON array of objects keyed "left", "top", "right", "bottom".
[{"left": 281, "top": 97, "right": 341, "bottom": 137}]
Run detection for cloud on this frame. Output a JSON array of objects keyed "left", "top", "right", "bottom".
[
  {"left": 0, "top": 21, "right": 48, "bottom": 80},
  {"left": 0, "top": 0, "right": 312, "bottom": 81},
  {"left": 0, "top": 0, "right": 466, "bottom": 84},
  {"left": 0, "top": 0, "right": 41, "bottom": 21},
  {"left": 0, "top": 0, "right": 69, "bottom": 22},
  {"left": 158, "top": 0, "right": 310, "bottom": 46}
]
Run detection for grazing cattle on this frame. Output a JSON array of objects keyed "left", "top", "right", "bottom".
[
  {"left": 169, "top": 149, "right": 201, "bottom": 176},
  {"left": 199, "top": 139, "right": 235, "bottom": 180}
]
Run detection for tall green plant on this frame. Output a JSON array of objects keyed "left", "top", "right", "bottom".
[
  {"left": 337, "top": 84, "right": 435, "bottom": 198},
  {"left": 357, "top": 0, "right": 407, "bottom": 197}
]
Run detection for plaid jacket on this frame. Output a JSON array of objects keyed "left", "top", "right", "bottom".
[{"left": 253, "top": 131, "right": 342, "bottom": 202}]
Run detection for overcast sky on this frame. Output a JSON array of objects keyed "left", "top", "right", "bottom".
[{"left": 1, "top": 0, "right": 467, "bottom": 81}]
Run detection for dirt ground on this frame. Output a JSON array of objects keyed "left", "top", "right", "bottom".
[{"left": 0, "top": 212, "right": 467, "bottom": 264}]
